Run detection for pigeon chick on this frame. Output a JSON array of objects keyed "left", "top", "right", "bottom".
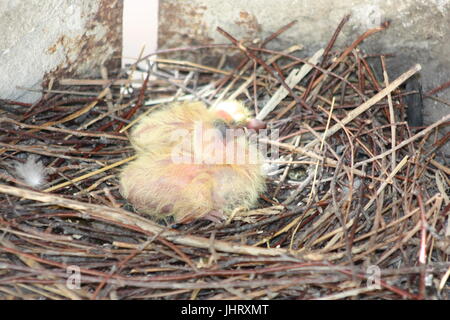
[{"left": 119, "top": 100, "right": 266, "bottom": 223}]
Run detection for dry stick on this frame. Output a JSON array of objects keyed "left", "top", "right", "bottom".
[
  {"left": 315, "top": 104, "right": 381, "bottom": 172},
  {"left": 303, "top": 14, "right": 350, "bottom": 101},
  {"left": 152, "top": 70, "right": 212, "bottom": 105},
  {"left": 35, "top": 88, "right": 110, "bottom": 131},
  {"left": 430, "top": 159, "right": 450, "bottom": 176},
  {"left": 317, "top": 287, "right": 377, "bottom": 300},
  {"left": 357, "top": 112, "right": 450, "bottom": 166},
  {"left": 253, "top": 47, "right": 365, "bottom": 100},
  {"left": 330, "top": 155, "right": 355, "bottom": 270},
  {"left": 273, "top": 135, "right": 301, "bottom": 198},
  {"left": 0, "top": 183, "right": 288, "bottom": 257},
  {"left": 252, "top": 60, "right": 259, "bottom": 113},
  {"left": 211, "top": 20, "right": 299, "bottom": 101},
  {"left": 217, "top": 27, "right": 309, "bottom": 110},
  {"left": 381, "top": 56, "right": 397, "bottom": 173},
  {"left": 0, "top": 142, "right": 101, "bottom": 163},
  {"left": 0, "top": 88, "right": 109, "bottom": 157},
  {"left": 261, "top": 139, "right": 370, "bottom": 179},
  {"left": 312, "top": 194, "right": 443, "bottom": 251},
  {"left": 228, "top": 45, "right": 303, "bottom": 101},
  {"left": 312, "top": 22, "right": 389, "bottom": 88},
  {"left": 417, "top": 189, "right": 428, "bottom": 299},
  {"left": 0, "top": 238, "right": 82, "bottom": 300},
  {"left": 212, "top": 62, "right": 251, "bottom": 106},
  {"left": 155, "top": 58, "right": 240, "bottom": 77},
  {"left": 305, "top": 64, "right": 422, "bottom": 150},
  {"left": 426, "top": 79, "right": 450, "bottom": 96},
  {"left": 374, "top": 197, "right": 441, "bottom": 265},
  {"left": 439, "top": 267, "right": 450, "bottom": 292},
  {"left": 262, "top": 20, "right": 298, "bottom": 46},
  {"left": 256, "top": 48, "right": 324, "bottom": 121},
  {"left": 380, "top": 54, "right": 400, "bottom": 227},
  {"left": 363, "top": 155, "right": 409, "bottom": 211},
  {"left": 59, "top": 79, "right": 147, "bottom": 86},
  {"left": 218, "top": 45, "right": 303, "bottom": 105},
  {"left": 0, "top": 118, "right": 127, "bottom": 140},
  {"left": 80, "top": 101, "right": 134, "bottom": 131},
  {"left": 306, "top": 99, "right": 337, "bottom": 207},
  {"left": 20, "top": 97, "right": 99, "bottom": 122},
  {"left": 115, "top": 70, "right": 151, "bottom": 133},
  {"left": 100, "top": 66, "right": 114, "bottom": 113},
  {"left": 43, "top": 155, "right": 137, "bottom": 193}
]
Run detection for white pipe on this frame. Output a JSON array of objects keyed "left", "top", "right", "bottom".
[{"left": 122, "top": 0, "right": 159, "bottom": 68}]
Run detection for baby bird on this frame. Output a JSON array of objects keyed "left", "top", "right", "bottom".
[{"left": 119, "top": 100, "right": 266, "bottom": 224}]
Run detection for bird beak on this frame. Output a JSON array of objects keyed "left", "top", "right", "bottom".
[{"left": 245, "top": 118, "right": 267, "bottom": 132}]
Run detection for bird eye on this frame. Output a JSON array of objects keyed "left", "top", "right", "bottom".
[{"left": 213, "top": 119, "right": 230, "bottom": 138}]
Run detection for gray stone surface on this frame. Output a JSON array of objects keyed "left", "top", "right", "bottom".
[
  {"left": 0, "top": 0, "right": 122, "bottom": 103},
  {"left": 1, "top": 0, "right": 447, "bottom": 144},
  {"left": 159, "top": 0, "right": 449, "bottom": 132}
]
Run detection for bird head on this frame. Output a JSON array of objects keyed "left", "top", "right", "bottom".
[{"left": 210, "top": 100, "right": 266, "bottom": 131}]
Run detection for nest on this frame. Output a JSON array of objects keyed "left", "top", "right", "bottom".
[{"left": 0, "top": 16, "right": 449, "bottom": 300}]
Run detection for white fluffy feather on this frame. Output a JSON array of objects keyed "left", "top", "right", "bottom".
[{"left": 14, "top": 155, "right": 47, "bottom": 188}]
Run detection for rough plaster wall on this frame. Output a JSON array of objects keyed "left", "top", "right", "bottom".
[
  {"left": 0, "top": 0, "right": 122, "bottom": 103},
  {"left": 159, "top": 0, "right": 450, "bottom": 128}
]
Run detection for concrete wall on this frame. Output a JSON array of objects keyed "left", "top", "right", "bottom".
[
  {"left": 0, "top": 0, "right": 122, "bottom": 103},
  {"left": 1, "top": 0, "right": 448, "bottom": 127},
  {"left": 159, "top": 0, "right": 450, "bottom": 125}
]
